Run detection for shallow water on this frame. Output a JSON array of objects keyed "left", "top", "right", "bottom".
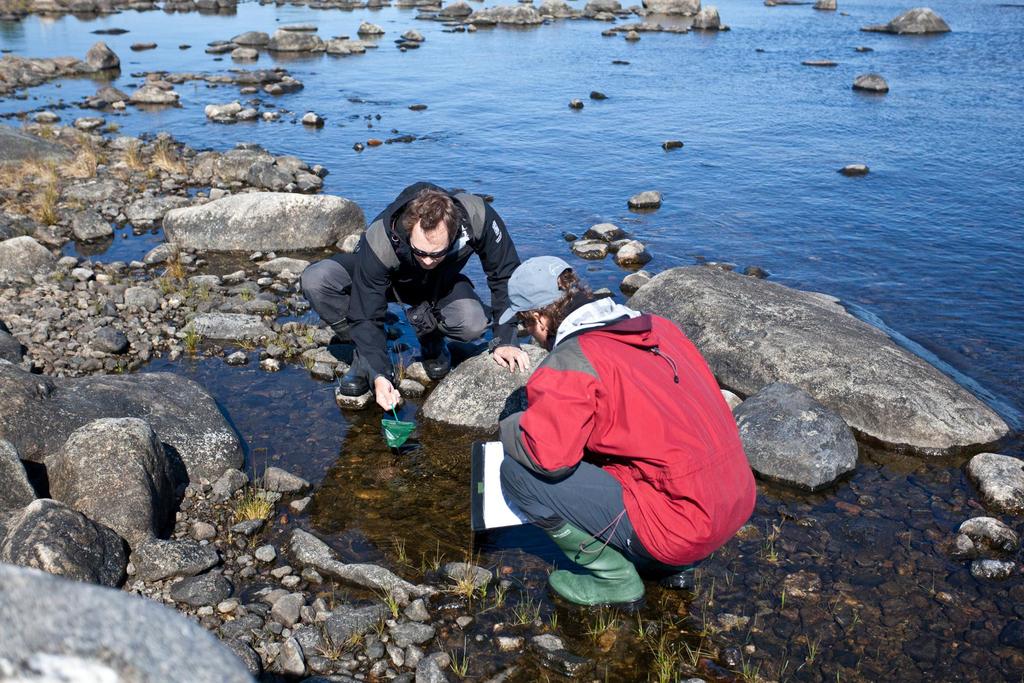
[{"left": 5, "top": 0, "right": 1024, "bottom": 678}]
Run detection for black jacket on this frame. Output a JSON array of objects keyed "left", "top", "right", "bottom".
[{"left": 343, "top": 182, "right": 521, "bottom": 383}]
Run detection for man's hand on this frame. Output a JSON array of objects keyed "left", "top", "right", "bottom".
[
  {"left": 374, "top": 376, "right": 401, "bottom": 411},
  {"left": 492, "top": 345, "right": 530, "bottom": 373}
]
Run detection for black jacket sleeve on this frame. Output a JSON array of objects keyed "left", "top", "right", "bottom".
[
  {"left": 348, "top": 234, "right": 395, "bottom": 383},
  {"left": 476, "top": 203, "right": 521, "bottom": 347}
]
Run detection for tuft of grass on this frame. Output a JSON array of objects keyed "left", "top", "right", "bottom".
[
  {"left": 238, "top": 288, "right": 254, "bottom": 302},
  {"left": 163, "top": 256, "right": 186, "bottom": 281},
  {"left": 448, "top": 639, "right": 469, "bottom": 678},
  {"left": 762, "top": 521, "right": 783, "bottom": 564},
  {"left": 316, "top": 629, "right": 345, "bottom": 661},
  {"left": 649, "top": 634, "right": 682, "bottom": 683},
  {"left": 585, "top": 608, "right": 619, "bottom": 642},
  {"left": 233, "top": 488, "right": 273, "bottom": 523},
  {"left": 183, "top": 327, "right": 202, "bottom": 356},
  {"left": 376, "top": 586, "right": 400, "bottom": 619},
  {"left": 237, "top": 338, "right": 257, "bottom": 352},
  {"left": 511, "top": 595, "right": 541, "bottom": 626},
  {"left": 155, "top": 277, "right": 177, "bottom": 295},
  {"left": 370, "top": 617, "right": 388, "bottom": 640},
  {"left": 65, "top": 144, "right": 98, "bottom": 179},
  {"left": 152, "top": 138, "right": 186, "bottom": 174},
  {"left": 33, "top": 181, "right": 60, "bottom": 225},
  {"left": 419, "top": 541, "right": 445, "bottom": 573},
  {"left": 737, "top": 654, "right": 762, "bottom": 683},
  {"left": 124, "top": 140, "right": 145, "bottom": 170},
  {"left": 392, "top": 537, "right": 408, "bottom": 566}
]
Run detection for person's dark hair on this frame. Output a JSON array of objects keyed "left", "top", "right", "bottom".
[
  {"left": 401, "top": 189, "right": 458, "bottom": 239},
  {"left": 520, "top": 269, "right": 594, "bottom": 343}
]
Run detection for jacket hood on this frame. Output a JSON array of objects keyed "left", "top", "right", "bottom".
[{"left": 554, "top": 298, "right": 649, "bottom": 346}]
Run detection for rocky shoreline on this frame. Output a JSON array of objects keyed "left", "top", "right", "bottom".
[{"left": 2, "top": 2, "right": 1023, "bottom": 677}]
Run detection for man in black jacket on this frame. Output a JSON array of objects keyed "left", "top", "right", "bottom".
[{"left": 301, "top": 183, "right": 531, "bottom": 410}]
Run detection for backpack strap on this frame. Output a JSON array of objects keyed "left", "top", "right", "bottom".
[
  {"left": 363, "top": 218, "right": 400, "bottom": 270},
  {"left": 453, "top": 192, "right": 487, "bottom": 240}
]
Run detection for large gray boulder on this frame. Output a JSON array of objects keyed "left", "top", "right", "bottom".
[
  {"left": 0, "top": 124, "right": 71, "bottom": 165},
  {"left": 642, "top": 0, "right": 700, "bottom": 14},
  {"left": 164, "top": 192, "right": 365, "bottom": 252},
  {"left": 231, "top": 30, "right": 270, "bottom": 46},
  {"left": 967, "top": 453, "right": 1024, "bottom": 515},
  {"left": 0, "top": 363, "right": 243, "bottom": 483},
  {"left": 84, "top": 41, "right": 120, "bottom": 70},
  {"left": 186, "top": 313, "right": 273, "bottom": 341},
  {"left": 0, "top": 564, "right": 252, "bottom": 682},
  {"left": 0, "top": 499, "right": 127, "bottom": 588},
  {"left": 734, "top": 383, "right": 858, "bottom": 490},
  {"left": 861, "top": 7, "right": 950, "bottom": 34},
  {"left": 289, "top": 529, "right": 430, "bottom": 606},
  {"left": 0, "top": 439, "right": 35, "bottom": 513},
  {"left": 0, "top": 236, "right": 56, "bottom": 285},
  {"left": 422, "top": 345, "right": 548, "bottom": 430},
  {"left": 267, "top": 29, "right": 325, "bottom": 51},
  {"left": 48, "top": 418, "right": 174, "bottom": 550},
  {"left": 629, "top": 267, "right": 1008, "bottom": 455},
  {"left": 468, "top": 4, "right": 545, "bottom": 24}
]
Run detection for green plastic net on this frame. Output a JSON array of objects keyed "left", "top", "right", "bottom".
[{"left": 382, "top": 418, "right": 416, "bottom": 448}]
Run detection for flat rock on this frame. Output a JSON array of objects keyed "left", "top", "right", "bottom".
[
  {"left": 124, "top": 286, "right": 160, "bottom": 311},
  {"left": 325, "top": 604, "right": 390, "bottom": 644},
  {"left": 0, "top": 563, "right": 251, "bottom": 681},
  {"left": 422, "top": 345, "right": 548, "bottom": 430},
  {"left": 262, "top": 256, "right": 310, "bottom": 276},
  {"left": 267, "top": 29, "right": 325, "bottom": 52},
  {"left": 231, "top": 30, "right": 270, "bottom": 46},
  {"left": 627, "top": 190, "right": 662, "bottom": 210},
  {"left": 289, "top": 529, "right": 429, "bottom": 605},
  {"left": 862, "top": 7, "right": 950, "bottom": 34},
  {"left": 530, "top": 634, "right": 595, "bottom": 678},
  {"left": 571, "top": 238, "right": 609, "bottom": 259},
  {"left": 0, "top": 440, "right": 35, "bottom": 512},
  {"left": 186, "top": 313, "right": 272, "bottom": 341},
  {"left": 129, "top": 84, "right": 180, "bottom": 106},
  {"left": 0, "top": 499, "right": 126, "bottom": 587},
  {"left": 0, "top": 363, "right": 244, "bottom": 483},
  {"left": 628, "top": 267, "right": 1009, "bottom": 455},
  {"left": 48, "top": 418, "right": 173, "bottom": 551},
  {"left": 263, "top": 466, "right": 311, "bottom": 494},
  {"left": 125, "top": 196, "right": 190, "bottom": 227},
  {"left": 583, "top": 223, "right": 625, "bottom": 242},
  {"left": 641, "top": 0, "right": 698, "bottom": 14},
  {"left": 967, "top": 453, "right": 1024, "bottom": 514},
  {"left": 734, "top": 382, "right": 858, "bottom": 490},
  {"left": 0, "top": 124, "right": 71, "bottom": 165},
  {"left": 72, "top": 209, "right": 113, "bottom": 241},
  {"left": 0, "top": 236, "right": 55, "bottom": 285},
  {"left": 170, "top": 571, "right": 233, "bottom": 607},
  {"left": 468, "top": 4, "right": 544, "bottom": 24},
  {"left": 389, "top": 621, "right": 435, "bottom": 648},
  {"left": 853, "top": 73, "right": 889, "bottom": 93},
  {"left": 132, "top": 538, "right": 219, "bottom": 582},
  {"left": 164, "top": 192, "right": 365, "bottom": 252}
]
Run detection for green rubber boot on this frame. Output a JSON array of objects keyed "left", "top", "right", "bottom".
[{"left": 545, "top": 523, "right": 644, "bottom": 607}]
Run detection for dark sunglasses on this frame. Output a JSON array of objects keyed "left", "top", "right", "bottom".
[{"left": 409, "top": 231, "right": 459, "bottom": 259}]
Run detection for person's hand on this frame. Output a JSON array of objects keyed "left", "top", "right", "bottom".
[
  {"left": 374, "top": 376, "right": 401, "bottom": 411},
  {"left": 492, "top": 345, "right": 531, "bottom": 373}
]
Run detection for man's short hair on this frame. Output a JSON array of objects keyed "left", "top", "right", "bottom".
[{"left": 401, "top": 189, "right": 458, "bottom": 239}]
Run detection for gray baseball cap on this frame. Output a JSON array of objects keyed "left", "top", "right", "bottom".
[{"left": 498, "top": 256, "right": 573, "bottom": 325}]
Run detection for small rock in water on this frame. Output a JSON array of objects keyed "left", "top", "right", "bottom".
[
  {"left": 802, "top": 59, "right": 838, "bottom": 67},
  {"left": 302, "top": 112, "right": 325, "bottom": 127},
  {"left": 852, "top": 73, "right": 889, "bottom": 93},
  {"left": 619, "top": 269, "right": 651, "bottom": 296},
  {"left": 614, "top": 240, "right": 651, "bottom": 267},
  {"left": 839, "top": 163, "right": 870, "bottom": 176},
  {"left": 958, "top": 517, "right": 1020, "bottom": 555},
  {"left": 409, "top": 103, "right": 428, "bottom": 111},
  {"left": 627, "top": 190, "right": 662, "bottom": 210},
  {"left": 584, "top": 222, "right": 625, "bottom": 242},
  {"left": 260, "top": 358, "right": 281, "bottom": 372},
  {"left": 34, "top": 111, "right": 60, "bottom": 123},
  {"left": 353, "top": 142, "right": 365, "bottom": 152},
  {"left": 625, "top": 30, "right": 640, "bottom": 41},
  {"left": 225, "top": 351, "right": 248, "bottom": 366},
  {"left": 966, "top": 453, "right": 1024, "bottom": 514},
  {"left": 854, "top": 46, "right": 873, "bottom": 52},
  {"left": 568, "top": 99, "right": 584, "bottom": 110},
  {"left": 130, "top": 42, "right": 157, "bottom": 51},
  {"left": 263, "top": 466, "right": 311, "bottom": 494},
  {"left": 662, "top": 139, "right": 684, "bottom": 150},
  {"left": 402, "top": 29, "right": 425, "bottom": 42},
  {"left": 367, "top": 138, "right": 383, "bottom": 147},
  {"left": 970, "top": 559, "right": 1016, "bottom": 580},
  {"left": 589, "top": 90, "right": 607, "bottom": 100},
  {"left": 358, "top": 21, "right": 385, "bottom": 35},
  {"left": 571, "top": 239, "right": 609, "bottom": 260},
  {"left": 335, "top": 386, "right": 373, "bottom": 410}
]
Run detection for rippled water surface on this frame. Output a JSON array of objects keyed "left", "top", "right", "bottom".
[{"left": 5, "top": 0, "right": 1024, "bottom": 679}]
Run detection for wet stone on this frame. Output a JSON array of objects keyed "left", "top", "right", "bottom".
[
  {"left": 627, "top": 190, "right": 661, "bottom": 209},
  {"left": 335, "top": 386, "right": 372, "bottom": 410},
  {"left": 530, "top": 634, "right": 595, "bottom": 678},
  {"left": 839, "top": 163, "right": 870, "bottom": 176},
  {"left": 169, "top": 571, "right": 233, "bottom": 607},
  {"left": 389, "top": 622, "right": 435, "bottom": 648},
  {"left": 967, "top": 453, "right": 1024, "bottom": 514},
  {"left": 443, "top": 562, "right": 492, "bottom": 589},
  {"left": 571, "top": 239, "right": 609, "bottom": 259},
  {"left": 225, "top": 351, "right": 248, "bottom": 366},
  {"left": 569, "top": 99, "right": 584, "bottom": 109},
  {"left": 957, "top": 517, "right": 1019, "bottom": 556},
  {"left": 263, "top": 466, "right": 311, "bottom": 494},
  {"left": 970, "top": 559, "right": 1016, "bottom": 580}
]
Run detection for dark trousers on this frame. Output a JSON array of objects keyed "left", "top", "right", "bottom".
[
  {"left": 499, "top": 456, "right": 692, "bottom": 576},
  {"left": 299, "top": 255, "right": 489, "bottom": 341}
]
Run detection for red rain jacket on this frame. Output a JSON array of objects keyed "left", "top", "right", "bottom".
[{"left": 501, "top": 308, "right": 756, "bottom": 566}]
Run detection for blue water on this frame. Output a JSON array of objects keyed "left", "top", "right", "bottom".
[{"left": 2, "top": 0, "right": 1023, "bottom": 428}]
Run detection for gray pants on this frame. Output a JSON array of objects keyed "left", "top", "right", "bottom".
[
  {"left": 499, "top": 456, "right": 691, "bottom": 575},
  {"left": 299, "top": 255, "right": 489, "bottom": 341}
]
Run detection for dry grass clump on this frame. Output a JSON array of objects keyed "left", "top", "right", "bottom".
[
  {"left": 233, "top": 488, "right": 273, "bottom": 523},
  {"left": 124, "top": 140, "right": 145, "bottom": 171},
  {"left": 64, "top": 144, "right": 98, "bottom": 180},
  {"left": 152, "top": 138, "right": 186, "bottom": 174}
]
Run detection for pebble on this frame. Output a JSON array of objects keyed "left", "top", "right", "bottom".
[
  {"left": 255, "top": 545, "right": 277, "bottom": 563},
  {"left": 225, "top": 351, "right": 248, "bottom": 366},
  {"left": 259, "top": 358, "right": 281, "bottom": 372},
  {"left": 839, "top": 163, "right": 870, "bottom": 176},
  {"left": 589, "top": 91, "right": 607, "bottom": 100},
  {"left": 662, "top": 139, "right": 684, "bottom": 150},
  {"left": 568, "top": 99, "right": 584, "bottom": 109},
  {"left": 290, "top": 496, "right": 312, "bottom": 513},
  {"left": 301, "top": 112, "right": 325, "bottom": 127}
]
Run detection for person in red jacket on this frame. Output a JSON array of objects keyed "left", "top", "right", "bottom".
[{"left": 498, "top": 256, "right": 756, "bottom": 606}]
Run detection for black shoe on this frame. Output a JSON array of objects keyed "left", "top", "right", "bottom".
[
  {"left": 337, "top": 366, "right": 369, "bottom": 396},
  {"left": 658, "top": 568, "right": 696, "bottom": 590},
  {"left": 419, "top": 336, "right": 451, "bottom": 381}
]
